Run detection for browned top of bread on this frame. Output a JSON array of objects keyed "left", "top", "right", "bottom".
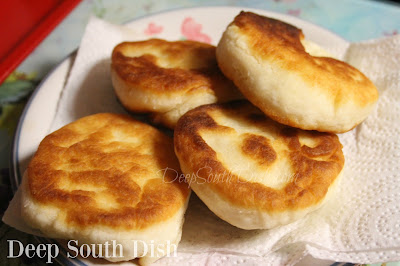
[
  {"left": 111, "top": 39, "right": 236, "bottom": 99},
  {"left": 230, "top": 11, "right": 378, "bottom": 107},
  {"left": 27, "top": 113, "right": 189, "bottom": 230},
  {"left": 174, "top": 101, "right": 344, "bottom": 212}
]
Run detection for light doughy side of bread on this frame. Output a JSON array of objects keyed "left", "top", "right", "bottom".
[
  {"left": 300, "top": 39, "right": 334, "bottom": 58},
  {"left": 112, "top": 66, "right": 218, "bottom": 128},
  {"left": 22, "top": 173, "right": 190, "bottom": 263},
  {"left": 111, "top": 67, "right": 217, "bottom": 114},
  {"left": 179, "top": 162, "right": 342, "bottom": 229},
  {"left": 151, "top": 91, "right": 218, "bottom": 128},
  {"left": 22, "top": 173, "right": 189, "bottom": 263}
]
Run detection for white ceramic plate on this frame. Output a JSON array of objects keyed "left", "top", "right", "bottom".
[{"left": 11, "top": 6, "right": 349, "bottom": 265}]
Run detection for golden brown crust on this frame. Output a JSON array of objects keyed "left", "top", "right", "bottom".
[
  {"left": 27, "top": 113, "right": 189, "bottom": 230},
  {"left": 111, "top": 39, "right": 237, "bottom": 104},
  {"left": 174, "top": 101, "right": 344, "bottom": 212},
  {"left": 231, "top": 11, "right": 378, "bottom": 108}
]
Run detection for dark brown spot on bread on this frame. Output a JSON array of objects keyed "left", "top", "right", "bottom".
[{"left": 241, "top": 133, "right": 277, "bottom": 166}]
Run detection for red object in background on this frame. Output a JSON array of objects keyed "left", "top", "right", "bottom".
[{"left": 0, "top": 0, "right": 81, "bottom": 85}]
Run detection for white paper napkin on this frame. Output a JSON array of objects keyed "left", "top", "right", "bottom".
[{"left": 4, "top": 16, "right": 400, "bottom": 265}]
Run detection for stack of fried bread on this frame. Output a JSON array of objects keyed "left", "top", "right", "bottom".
[
  {"left": 174, "top": 11, "right": 377, "bottom": 230},
  {"left": 21, "top": 11, "right": 378, "bottom": 264}
]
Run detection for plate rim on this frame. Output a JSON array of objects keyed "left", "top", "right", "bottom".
[{"left": 9, "top": 5, "right": 350, "bottom": 265}]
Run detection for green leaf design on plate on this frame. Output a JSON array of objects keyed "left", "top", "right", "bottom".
[
  {"left": 0, "top": 80, "right": 35, "bottom": 105},
  {"left": 93, "top": 0, "right": 106, "bottom": 18},
  {"left": 0, "top": 103, "right": 25, "bottom": 135},
  {"left": 5, "top": 71, "right": 36, "bottom": 83}
]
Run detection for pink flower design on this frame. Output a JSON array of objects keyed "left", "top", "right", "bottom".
[
  {"left": 383, "top": 30, "right": 398, "bottom": 37},
  {"left": 287, "top": 8, "right": 301, "bottom": 17},
  {"left": 144, "top": 22, "right": 163, "bottom": 35},
  {"left": 181, "top": 17, "right": 211, "bottom": 44}
]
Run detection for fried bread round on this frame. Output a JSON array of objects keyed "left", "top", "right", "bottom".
[
  {"left": 21, "top": 113, "right": 190, "bottom": 263},
  {"left": 174, "top": 101, "right": 344, "bottom": 229},
  {"left": 111, "top": 39, "right": 242, "bottom": 128},
  {"left": 216, "top": 12, "right": 379, "bottom": 133}
]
